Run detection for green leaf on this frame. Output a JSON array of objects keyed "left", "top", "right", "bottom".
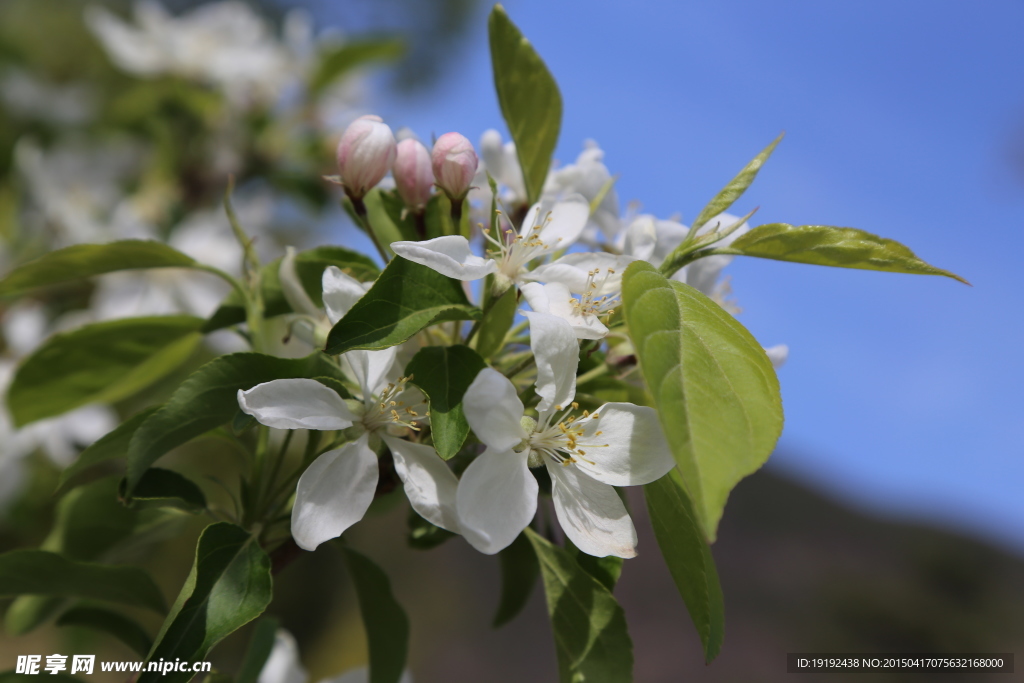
[
  {"left": 325, "top": 257, "right": 479, "bottom": 356},
  {"left": 121, "top": 468, "right": 207, "bottom": 511},
  {"left": 488, "top": 5, "right": 562, "bottom": 205},
  {"left": 58, "top": 409, "right": 160, "bottom": 492},
  {"left": 644, "top": 469, "right": 725, "bottom": 663},
  {"left": 142, "top": 523, "right": 272, "bottom": 683},
  {"left": 524, "top": 529, "right": 633, "bottom": 683},
  {"left": 720, "top": 223, "right": 969, "bottom": 284},
  {"left": 565, "top": 540, "right": 623, "bottom": 593},
  {"left": 405, "top": 345, "right": 487, "bottom": 460},
  {"left": 125, "top": 353, "right": 341, "bottom": 494},
  {"left": 691, "top": 134, "right": 782, "bottom": 232},
  {"left": 8, "top": 316, "right": 203, "bottom": 426},
  {"left": 0, "top": 241, "right": 197, "bottom": 297},
  {"left": 57, "top": 605, "right": 154, "bottom": 657},
  {"left": 474, "top": 285, "right": 517, "bottom": 360},
  {"left": 236, "top": 617, "right": 280, "bottom": 683},
  {"left": 310, "top": 38, "right": 404, "bottom": 95},
  {"left": 406, "top": 508, "right": 455, "bottom": 550},
  {"left": 0, "top": 550, "right": 165, "bottom": 612},
  {"left": 342, "top": 547, "right": 410, "bottom": 683},
  {"left": 493, "top": 531, "right": 538, "bottom": 628},
  {"left": 622, "top": 262, "right": 783, "bottom": 542}
]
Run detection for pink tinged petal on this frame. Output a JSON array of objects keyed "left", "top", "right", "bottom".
[
  {"left": 525, "top": 312, "right": 579, "bottom": 417},
  {"left": 291, "top": 434, "right": 378, "bottom": 551},
  {"left": 279, "top": 247, "right": 321, "bottom": 318},
  {"left": 463, "top": 368, "right": 527, "bottom": 452},
  {"left": 573, "top": 403, "right": 675, "bottom": 486},
  {"left": 335, "top": 115, "right": 397, "bottom": 198},
  {"left": 546, "top": 462, "right": 637, "bottom": 559},
  {"left": 535, "top": 194, "right": 590, "bottom": 251},
  {"left": 431, "top": 132, "right": 478, "bottom": 200},
  {"left": 257, "top": 630, "right": 307, "bottom": 683},
  {"left": 393, "top": 138, "right": 434, "bottom": 209},
  {"left": 382, "top": 434, "right": 461, "bottom": 533},
  {"left": 390, "top": 236, "right": 497, "bottom": 281},
  {"left": 344, "top": 347, "right": 397, "bottom": 400},
  {"left": 322, "top": 266, "right": 370, "bottom": 325},
  {"left": 456, "top": 447, "right": 537, "bottom": 554},
  {"left": 238, "top": 379, "right": 356, "bottom": 430},
  {"left": 524, "top": 252, "right": 635, "bottom": 295},
  {"left": 764, "top": 344, "right": 789, "bottom": 369}
]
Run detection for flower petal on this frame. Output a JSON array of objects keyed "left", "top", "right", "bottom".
[
  {"left": 456, "top": 447, "right": 537, "bottom": 554},
  {"left": 391, "top": 235, "right": 497, "bottom": 281},
  {"left": 238, "top": 379, "right": 356, "bottom": 430},
  {"left": 525, "top": 311, "right": 578, "bottom": 417},
  {"left": 257, "top": 630, "right": 308, "bottom": 683},
  {"left": 382, "top": 434, "right": 460, "bottom": 533},
  {"left": 519, "top": 281, "right": 551, "bottom": 315},
  {"left": 547, "top": 461, "right": 637, "bottom": 558},
  {"left": 532, "top": 194, "right": 590, "bottom": 252},
  {"left": 322, "top": 266, "right": 371, "bottom": 325},
  {"left": 463, "top": 368, "right": 527, "bottom": 452},
  {"left": 279, "top": 247, "right": 322, "bottom": 318},
  {"left": 525, "top": 252, "right": 635, "bottom": 295},
  {"left": 344, "top": 347, "right": 397, "bottom": 400},
  {"left": 764, "top": 344, "right": 789, "bottom": 369},
  {"left": 573, "top": 403, "right": 675, "bottom": 486},
  {"left": 522, "top": 283, "right": 607, "bottom": 340},
  {"left": 291, "top": 434, "right": 378, "bottom": 551}
]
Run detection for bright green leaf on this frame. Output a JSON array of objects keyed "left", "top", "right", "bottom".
[
  {"left": 57, "top": 605, "right": 154, "bottom": 657},
  {"left": 474, "top": 285, "right": 517, "bottom": 360},
  {"left": 405, "top": 345, "right": 487, "bottom": 460},
  {"left": 8, "top": 316, "right": 203, "bottom": 426},
  {"left": 325, "top": 257, "right": 479, "bottom": 356},
  {"left": 493, "top": 531, "right": 538, "bottom": 628},
  {"left": 525, "top": 529, "right": 633, "bottom": 683},
  {"left": 0, "top": 550, "right": 165, "bottom": 612},
  {"left": 0, "top": 241, "right": 197, "bottom": 297},
  {"left": 691, "top": 134, "right": 782, "bottom": 233},
  {"left": 310, "top": 38, "right": 404, "bottom": 95},
  {"left": 236, "top": 617, "right": 280, "bottom": 683},
  {"left": 342, "top": 546, "right": 410, "bottom": 683},
  {"left": 720, "top": 223, "right": 969, "bottom": 284},
  {"left": 142, "top": 523, "right": 272, "bottom": 683},
  {"left": 121, "top": 468, "right": 207, "bottom": 511},
  {"left": 57, "top": 409, "right": 160, "bottom": 492},
  {"left": 622, "top": 262, "right": 783, "bottom": 542},
  {"left": 644, "top": 469, "right": 724, "bottom": 663},
  {"left": 488, "top": 5, "right": 562, "bottom": 205},
  {"left": 125, "top": 353, "right": 341, "bottom": 494}
]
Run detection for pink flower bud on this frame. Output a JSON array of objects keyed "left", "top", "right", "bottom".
[
  {"left": 393, "top": 138, "right": 434, "bottom": 210},
  {"left": 431, "top": 132, "right": 478, "bottom": 200},
  {"left": 335, "top": 115, "right": 396, "bottom": 200}
]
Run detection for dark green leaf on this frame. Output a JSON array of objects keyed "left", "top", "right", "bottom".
[
  {"left": 405, "top": 345, "right": 487, "bottom": 460},
  {"left": 325, "top": 257, "right": 479, "bottom": 356},
  {"left": 622, "top": 262, "right": 783, "bottom": 541},
  {"left": 0, "top": 550, "right": 165, "bottom": 612},
  {"left": 493, "top": 531, "right": 538, "bottom": 628},
  {"left": 342, "top": 547, "right": 410, "bottom": 683},
  {"left": 121, "top": 468, "right": 207, "bottom": 511},
  {"left": 57, "top": 606, "right": 154, "bottom": 657},
  {"left": 644, "top": 469, "right": 724, "bottom": 663},
  {"left": 406, "top": 508, "right": 455, "bottom": 550},
  {"left": 0, "top": 241, "right": 197, "bottom": 297},
  {"left": 474, "top": 285, "right": 517, "bottom": 359},
  {"left": 236, "top": 617, "right": 280, "bottom": 683},
  {"left": 488, "top": 5, "right": 562, "bottom": 205},
  {"left": 126, "top": 353, "right": 341, "bottom": 494},
  {"left": 691, "top": 134, "right": 782, "bottom": 232},
  {"left": 524, "top": 529, "right": 633, "bottom": 683},
  {"left": 565, "top": 539, "right": 623, "bottom": 593},
  {"left": 58, "top": 408, "right": 159, "bottom": 492},
  {"left": 310, "top": 38, "right": 404, "bottom": 95},
  {"left": 9, "top": 316, "right": 203, "bottom": 426},
  {"left": 142, "top": 523, "right": 272, "bottom": 683},
  {"left": 720, "top": 223, "right": 969, "bottom": 284}
]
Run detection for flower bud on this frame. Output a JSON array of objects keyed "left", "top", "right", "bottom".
[
  {"left": 393, "top": 138, "right": 434, "bottom": 210},
  {"left": 431, "top": 132, "right": 478, "bottom": 201},
  {"left": 335, "top": 115, "right": 396, "bottom": 200}
]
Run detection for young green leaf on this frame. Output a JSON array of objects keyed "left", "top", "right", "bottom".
[
  {"left": 690, "top": 134, "right": 782, "bottom": 233},
  {"left": 235, "top": 617, "right": 280, "bottom": 683},
  {"left": 141, "top": 523, "right": 272, "bottom": 683},
  {"left": 57, "top": 605, "right": 154, "bottom": 657},
  {"left": 121, "top": 468, "right": 207, "bottom": 511},
  {"left": 0, "top": 550, "right": 165, "bottom": 612},
  {"left": 57, "top": 408, "right": 160, "bottom": 492},
  {"left": 622, "top": 262, "right": 783, "bottom": 542},
  {"left": 492, "top": 531, "right": 538, "bottom": 628},
  {"left": 342, "top": 546, "right": 410, "bottom": 683},
  {"left": 405, "top": 345, "right": 487, "bottom": 460},
  {"left": 8, "top": 316, "right": 203, "bottom": 426},
  {"left": 565, "top": 539, "right": 623, "bottom": 592},
  {"left": 524, "top": 528, "right": 634, "bottom": 683},
  {"left": 325, "top": 257, "right": 479, "bottom": 356},
  {"left": 488, "top": 5, "right": 562, "bottom": 205},
  {"left": 125, "top": 352, "right": 341, "bottom": 494},
  {"left": 719, "top": 223, "right": 969, "bottom": 283},
  {"left": 0, "top": 240, "right": 197, "bottom": 297},
  {"left": 644, "top": 469, "right": 725, "bottom": 663},
  {"left": 474, "top": 285, "right": 517, "bottom": 360},
  {"left": 309, "top": 38, "right": 404, "bottom": 96}
]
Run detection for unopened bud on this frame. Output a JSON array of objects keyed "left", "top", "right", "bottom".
[
  {"left": 335, "top": 115, "right": 396, "bottom": 200},
  {"left": 432, "top": 132, "right": 478, "bottom": 201},
  {"left": 393, "top": 138, "right": 434, "bottom": 210}
]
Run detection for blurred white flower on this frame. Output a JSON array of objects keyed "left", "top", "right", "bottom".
[
  {"left": 0, "top": 68, "right": 95, "bottom": 126},
  {"left": 258, "top": 629, "right": 412, "bottom": 683}
]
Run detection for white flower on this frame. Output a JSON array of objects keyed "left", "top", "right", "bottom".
[
  {"left": 390, "top": 195, "right": 590, "bottom": 287},
  {"left": 258, "top": 629, "right": 412, "bottom": 683},
  {"left": 474, "top": 129, "right": 527, "bottom": 208},
  {"left": 544, "top": 140, "right": 621, "bottom": 242},
  {"left": 457, "top": 312, "right": 675, "bottom": 558}
]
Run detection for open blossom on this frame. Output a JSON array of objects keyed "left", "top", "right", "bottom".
[
  {"left": 335, "top": 115, "right": 397, "bottom": 200},
  {"left": 457, "top": 312, "right": 675, "bottom": 557},
  {"left": 544, "top": 140, "right": 621, "bottom": 242}
]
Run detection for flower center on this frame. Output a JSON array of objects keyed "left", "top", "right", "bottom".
[
  {"left": 571, "top": 268, "right": 620, "bottom": 318},
  {"left": 361, "top": 375, "right": 428, "bottom": 433},
  {"left": 482, "top": 209, "right": 561, "bottom": 281},
  {"left": 527, "top": 402, "right": 609, "bottom": 469}
]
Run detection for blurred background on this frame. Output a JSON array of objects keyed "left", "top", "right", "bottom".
[{"left": 0, "top": 0, "right": 1021, "bottom": 681}]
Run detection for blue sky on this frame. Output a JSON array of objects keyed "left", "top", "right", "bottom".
[{"left": 318, "top": 1, "right": 1024, "bottom": 550}]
